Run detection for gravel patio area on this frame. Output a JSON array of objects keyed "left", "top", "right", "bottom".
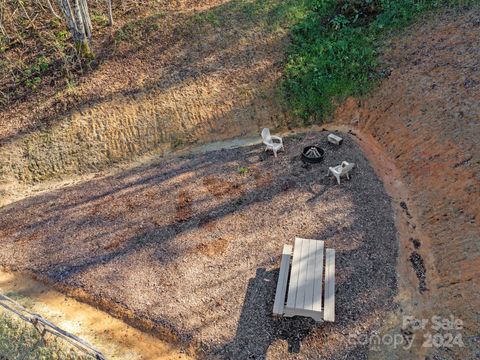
[{"left": 0, "top": 131, "right": 398, "bottom": 359}]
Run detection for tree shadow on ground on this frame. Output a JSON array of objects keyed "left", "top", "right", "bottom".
[
  {"left": 215, "top": 267, "right": 317, "bottom": 359},
  {"left": 211, "top": 220, "right": 398, "bottom": 360},
  {"left": 0, "top": 132, "right": 398, "bottom": 357},
  {"left": 1, "top": 0, "right": 300, "bottom": 146}
]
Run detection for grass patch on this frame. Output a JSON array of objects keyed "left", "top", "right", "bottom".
[
  {"left": 238, "top": 166, "right": 250, "bottom": 175},
  {"left": 185, "top": 0, "right": 311, "bottom": 34},
  {"left": 0, "top": 312, "right": 92, "bottom": 359},
  {"left": 189, "top": 11, "right": 222, "bottom": 28},
  {"left": 282, "top": 0, "right": 478, "bottom": 123},
  {"left": 91, "top": 11, "right": 109, "bottom": 27},
  {"left": 114, "top": 13, "right": 165, "bottom": 44}
]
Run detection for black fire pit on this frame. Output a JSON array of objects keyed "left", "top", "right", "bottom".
[{"left": 301, "top": 145, "right": 324, "bottom": 164}]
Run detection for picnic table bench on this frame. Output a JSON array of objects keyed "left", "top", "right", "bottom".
[{"left": 273, "top": 237, "right": 335, "bottom": 322}]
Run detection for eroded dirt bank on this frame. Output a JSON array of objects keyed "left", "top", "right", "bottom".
[
  {"left": 0, "top": 0, "right": 290, "bottom": 196},
  {"left": 330, "top": 7, "right": 479, "bottom": 359}
]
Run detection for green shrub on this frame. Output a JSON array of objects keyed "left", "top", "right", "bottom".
[
  {"left": 282, "top": 0, "right": 478, "bottom": 123},
  {"left": 238, "top": 166, "right": 249, "bottom": 175},
  {"left": 91, "top": 11, "right": 109, "bottom": 27},
  {"left": 21, "top": 56, "right": 51, "bottom": 90}
]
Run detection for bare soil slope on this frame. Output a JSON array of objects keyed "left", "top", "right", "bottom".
[
  {"left": 333, "top": 7, "right": 479, "bottom": 359},
  {"left": 1, "top": 4, "right": 479, "bottom": 360},
  {"left": 0, "top": 0, "right": 291, "bottom": 190}
]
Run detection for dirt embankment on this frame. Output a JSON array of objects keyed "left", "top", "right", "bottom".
[
  {"left": 0, "top": 4, "right": 478, "bottom": 359},
  {"left": 0, "top": 0, "right": 290, "bottom": 196},
  {"left": 331, "top": 8, "right": 479, "bottom": 359}
]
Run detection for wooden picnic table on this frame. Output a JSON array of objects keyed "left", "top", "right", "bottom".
[{"left": 273, "top": 237, "right": 335, "bottom": 322}]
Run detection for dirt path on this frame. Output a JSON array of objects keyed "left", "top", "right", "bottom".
[{"left": 0, "top": 270, "right": 191, "bottom": 360}]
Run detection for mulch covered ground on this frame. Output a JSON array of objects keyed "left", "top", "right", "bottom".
[{"left": 0, "top": 131, "right": 398, "bottom": 359}]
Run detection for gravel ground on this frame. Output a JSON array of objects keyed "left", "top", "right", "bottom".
[{"left": 0, "top": 131, "right": 398, "bottom": 359}]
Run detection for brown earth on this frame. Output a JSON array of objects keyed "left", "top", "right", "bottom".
[
  {"left": 0, "top": 270, "right": 192, "bottom": 360},
  {"left": 0, "top": 4, "right": 478, "bottom": 360},
  {"left": 330, "top": 7, "right": 480, "bottom": 359},
  {"left": 0, "top": 132, "right": 400, "bottom": 359},
  {"left": 0, "top": 0, "right": 291, "bottom": 191}
]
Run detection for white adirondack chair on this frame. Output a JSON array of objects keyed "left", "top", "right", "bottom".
[
  {"left": 328, "top": 161, "right": 355, "bottom": 184},
  {"left": 261, "top": 128, "right": 284, "bottom": 157}
]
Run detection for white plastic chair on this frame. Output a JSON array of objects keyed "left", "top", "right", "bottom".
[
  {"left": 261, "top": 128, "right": 284, "bottom": 157},
  {"left": 328, "top": 161, "right": 355, "bottom": 184}
]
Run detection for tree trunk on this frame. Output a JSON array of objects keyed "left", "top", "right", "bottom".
[
  {"left": 57, "top": 0, "right": 93, "bottom": 57},
  {"left": 0, "top": 0, "right": 9, "bottom": 38},
  {"left": 71, "top": 0, "right": 86, "bottom": 39},
  {"left": 78, "top": 0, "right": 92, "bottom": 39},
  {"left": 106, "top": 0, "right": 113, "bottom": 26},
  {"left": 46, "top": 0, "right": 62, "bottom": 19}
]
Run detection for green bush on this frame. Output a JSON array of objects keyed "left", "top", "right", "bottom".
[
  {"left": 238, "top": 166, "right": 249, "bottom": 175},
  {"left": 21, "top": 56, "right": 51, "bottom": 90},
  {"left": 282, "top": 0, "right": 477, "bottom": 123}
]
